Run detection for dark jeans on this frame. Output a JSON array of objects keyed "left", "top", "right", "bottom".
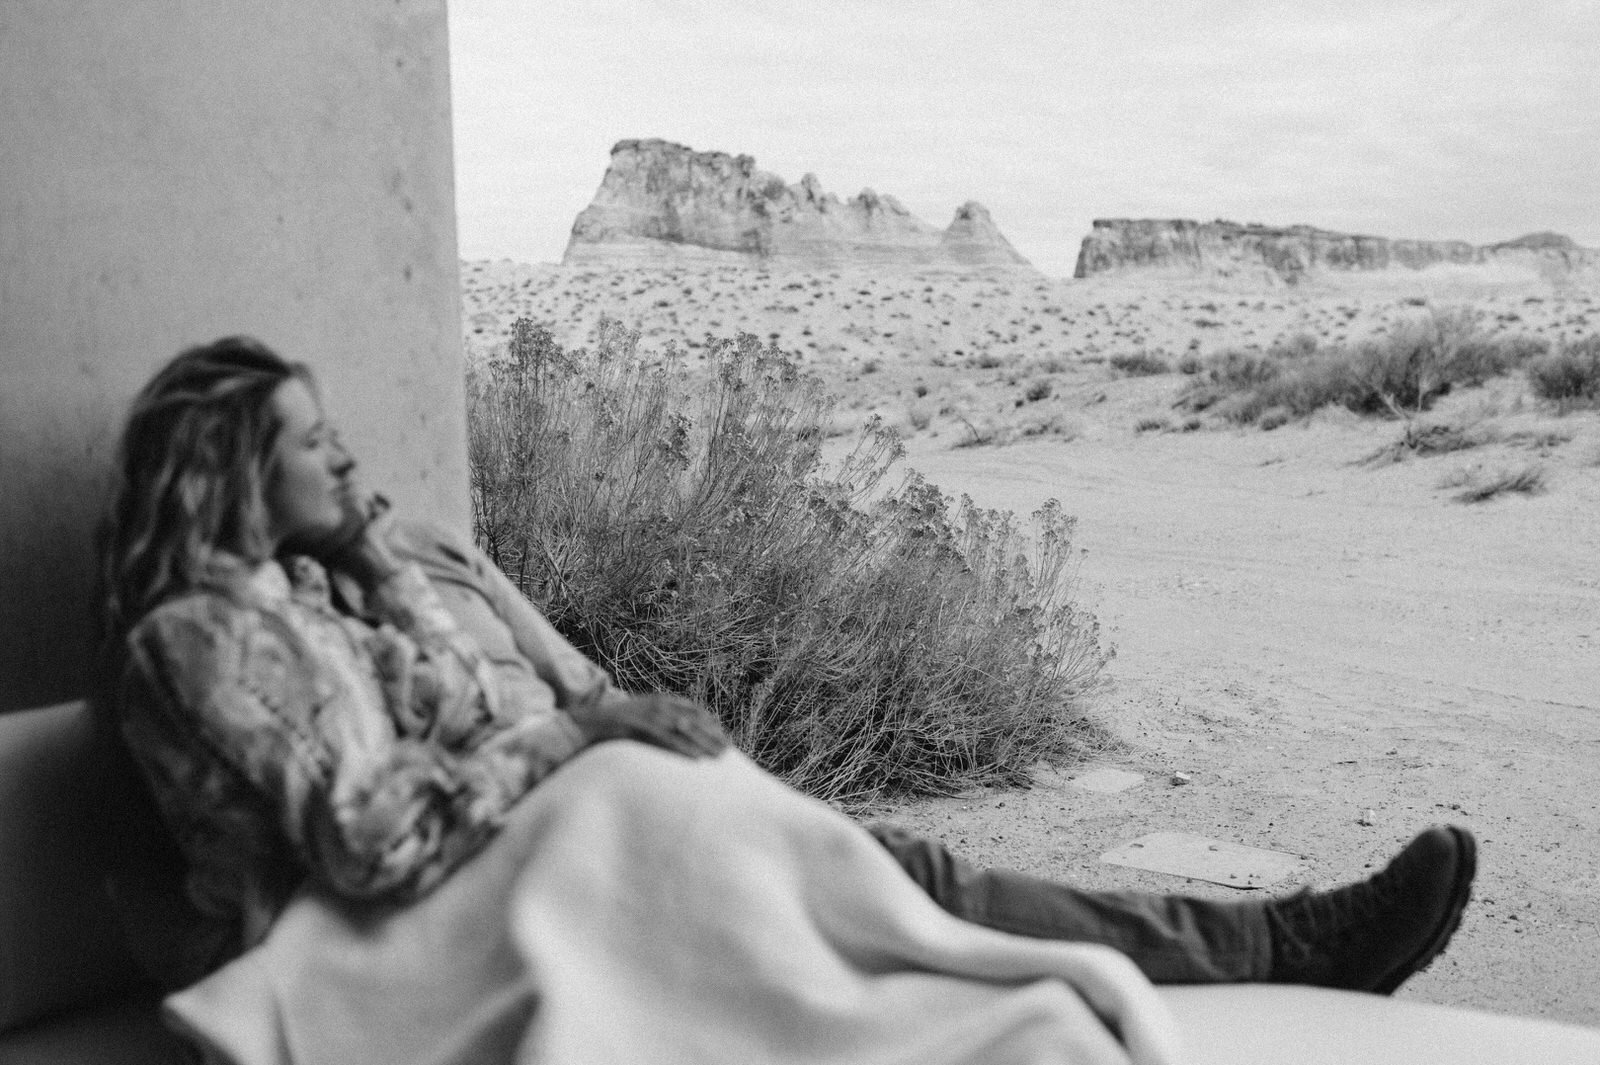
[{"left": 869, "top": 823, "right": 1272, "bottom": 984}]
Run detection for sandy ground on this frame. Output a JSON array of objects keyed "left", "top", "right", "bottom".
[
  {"left": 873, "top": 384, "right": 1600, "bottom": 1029},
  {"left": 463, "top": 261, "right": 1600, "bottom": 1028},
  {"left": 461, "top": 259, "right": 1598, "bottom": 376}
]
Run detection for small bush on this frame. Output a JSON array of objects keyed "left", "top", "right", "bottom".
[
  {"left": 1527, "top": 336, "right": 1600, "bottom": 408},
  {"left": 1449, "top": 464, "right": 1547, "bottom": 503},
  {"left": 1364, "top": 420, "right": 1500, "bottom": 464},
  {"left": 469, "top": 319, "right": 1109, "bottom": 804},
  {"left": 1209, "top": 349, "right": 1282, "bottom": 390},
  {"left": 1271, "top": 332, "right": 1320, "bottom": 360},
  {"left": 1109, "top": 352, "right": 1172, "bottom": 376},
  {"left": 952, "top": 413, "right": 1005, "bottom": 449},
  {"left": 1134, "top": 417, "right": 1168, "bottom": 433},
  {"left": 1044, "top": 412, "right": 1085, "bottom": 441},
  {"left": 1179, "top": 309, "right": 1547, "bottom": 426},
  {"left": 1340, "top": 309, "right": 1543, "bottom": 413},
  {"left": 1404, "top": 422, "right": 1484, "bottom": 454},
  {"left": 1258, "top": 407, "right": 1290, "bottom": 431},
  {"left": 1504, "top": 428, "right": 1571, "bottom": 451},
  {"left": 1177, "top": 348, "right": 1285, "bottom": 422}
]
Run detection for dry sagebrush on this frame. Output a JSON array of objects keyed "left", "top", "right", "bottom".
[
  {"left": 1180, "top": 308, "right": 1551, "bottom": 425},
  {"left": 1526, "top": 336, "right": 1600, "bottom": 410},
  {"left": 469, "top": 319, "right": 1109, "bottom": 805}
]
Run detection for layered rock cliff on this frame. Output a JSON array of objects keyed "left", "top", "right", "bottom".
[
  {"left": 1074, "top": 219, "right": 1600, "bottom": 284},
  {"left": 563, "top": 139, "right": 1034, "bottom": 271}
]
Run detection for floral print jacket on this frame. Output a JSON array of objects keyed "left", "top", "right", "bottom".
[{"left": 114, "top": 520, "right": 615, "bottom": 974}]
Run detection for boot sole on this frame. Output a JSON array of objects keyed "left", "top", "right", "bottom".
[{"left": 1370, "top": 825, "right": 1477, "bottom": 995}]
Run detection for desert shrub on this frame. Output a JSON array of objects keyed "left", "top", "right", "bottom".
[
  {"left": 1447, "top": 464, "right": 1546, "bottom": 503},
  {"left": 952, "top": 412, "right": 1007, "bottom": 449},
  {"left": 1109, "top": 352, "right": 1171, "bottom": 376},
  {"left": 1504, "top": 428, "right": 1571, "bottom": 450},
  {"left": 1271, "top": 332, "right": 1320, "bottom": 360},
  {"left": 1019, "top": 410, "right": 1083, "bottom": 442},
  {"left": 1179, "top": 310, "right": 1546, "bottom": 425},
  {"left": 1257, "top": 407, "right": 1291, "bottom": 431},
  {"left": 1492, "top": 333, "right": 1551, "bottom": 367},
  {"left": 1247, "top": 357, "right": 1350, "bottom": 419},
  {"left": 1363, "top": 420, "right": 1501, "bottom": 464},
  {"left": 1338, "top": 327, "right": 1449, "bottom": 413},
  {"left": 1527, "top": 336, "right": 1600, "bottom": 408},
  {"left": 1338, "top": 309, "right": 1543, "bottom": 413},
  {"left": 1207, "top": 349, "right": 1282, "bottom": 390},
  {"left": 1176, "top": 348, "right": 1285, "bottom": 420},
  {"left": 469, "top": 318, "right": 1109, "bottom": 804}
]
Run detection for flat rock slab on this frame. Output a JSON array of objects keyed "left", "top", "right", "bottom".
[
  {"left": 1065, "top": 767, "right": 1145, "bottom": 793},
  {"left": 1101, "top": 832, "right": 1306, "bottom": 889}
]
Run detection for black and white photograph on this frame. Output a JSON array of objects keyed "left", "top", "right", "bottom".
[{"left": 2, "top": 2, "right": 1596, "bottom": 1062}]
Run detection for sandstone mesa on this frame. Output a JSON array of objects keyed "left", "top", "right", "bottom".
[
  {"left": 563, "top": 139, "right": 1036, "bottom": 272},
  {"left": 1076, "top": 219, "right": 1600, "bottom": 286},
  {"left": 557, "top": 138, "right": 1593, "bottom": 291}
]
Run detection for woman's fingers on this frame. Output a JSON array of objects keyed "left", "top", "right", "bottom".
[
  {"left": 677, "top": 702, "right": 728, "bottom": 756},
  {"left": 630, "top": 694, "right": 727, "bottom": 758},
  {"left": 569, "top": 693, "right": 727, "bottom": 757}
]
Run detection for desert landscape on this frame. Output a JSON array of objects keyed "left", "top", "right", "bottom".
[{"left": 459, "top": 140, "right": 1599, "bottom": 1028}]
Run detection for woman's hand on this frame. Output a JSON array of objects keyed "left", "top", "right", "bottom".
[
  {"left": 319, "top": 491, "right": 403, "bottom": 590},
  {"left": 568, "top": 692, "right": 728, "bottom": 759}
]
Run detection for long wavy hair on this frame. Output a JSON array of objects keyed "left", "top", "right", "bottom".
[{"left": 98, "top": 337, "right": 312, "bottom": 652}]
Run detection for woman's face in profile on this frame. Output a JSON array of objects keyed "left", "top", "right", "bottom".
[{"left": 265, "top": 378, "right": 357, "bottom": 550}]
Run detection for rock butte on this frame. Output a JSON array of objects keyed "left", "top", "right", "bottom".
[
  {"left": 1076, "top": 219, "right": 1600, "bottom": 286},
  {"left": 563, "top": 139, "right": 1036, "bottom": 272}
]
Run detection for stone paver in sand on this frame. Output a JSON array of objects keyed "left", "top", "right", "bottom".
[
  {"left": 1064, "top": 767, "right": 1145, "bottom": 794},
  {"left": 1102, "top": 832, "right": 1306, "bottom": 889}
]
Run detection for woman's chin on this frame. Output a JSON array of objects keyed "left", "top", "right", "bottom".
[{"left": 277, "top": 517, "right": 350, "bottom": 557}]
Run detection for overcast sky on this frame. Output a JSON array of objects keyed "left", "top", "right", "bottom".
[{"left": 448, "top": 0, "right": 1598, "bottom": 277}]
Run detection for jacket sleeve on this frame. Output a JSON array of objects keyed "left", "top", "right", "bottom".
[
  {"left": 467, "top": 544, "right": 631, "bottom": 710},
  {"left": 388, "top": 519, "right": 630, "bottom": 712},
  {"left": 121, "top": 582, "right": 581, "bottom": 905}
]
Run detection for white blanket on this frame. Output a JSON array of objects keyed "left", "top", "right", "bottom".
[{"left": 166, "top": 744, "right": 1179, "bottom": 1065}]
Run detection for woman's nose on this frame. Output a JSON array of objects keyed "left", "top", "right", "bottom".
[{"left": 330, "top": 437, "right": 356, "bottom": 476}]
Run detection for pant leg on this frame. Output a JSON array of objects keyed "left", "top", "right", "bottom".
[{"left": 868, "top": 823, "right": 1273, "bottom": 984}]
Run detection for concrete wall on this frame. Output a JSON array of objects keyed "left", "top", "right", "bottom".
[{"left": 0, "top": 1, "right": 468, "bottom": 712}]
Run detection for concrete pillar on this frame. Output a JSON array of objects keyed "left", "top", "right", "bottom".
[{"left": 0, "top": 1, "right": 467, "bottom": 711}]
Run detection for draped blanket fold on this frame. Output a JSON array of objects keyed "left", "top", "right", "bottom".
[{"left": 165, "top": 745, "right": 1180, "bottom": 1065}]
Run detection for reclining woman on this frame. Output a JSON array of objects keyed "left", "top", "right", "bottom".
[{"left": 96, "top": 338, "right": 1476, "bottom": 1065}]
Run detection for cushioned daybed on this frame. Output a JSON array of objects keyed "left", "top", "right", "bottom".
[{"left": 2, "top": 701, "right": 1596, "bottom": 1065}]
